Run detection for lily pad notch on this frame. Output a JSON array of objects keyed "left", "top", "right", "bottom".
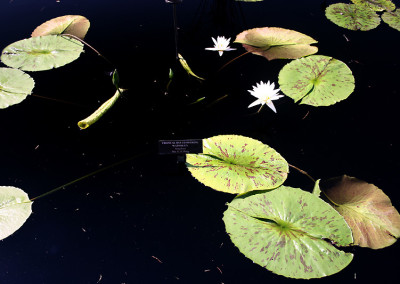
[{"left": 186, "top": 135, "right": 289, "bottom": 194}]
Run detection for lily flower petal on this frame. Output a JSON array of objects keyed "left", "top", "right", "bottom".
[
  {"left": 248, "top": 80, "right": 284, "bottom": 113},
  {"left": 205, "top": 36, "right": 236, "bottom": 56}
]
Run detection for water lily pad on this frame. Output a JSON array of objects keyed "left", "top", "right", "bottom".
[
  {"left": 325, "top": 3, "right": 381, "bottom": 31},
  {"left": 31, "top": 15, "right": 90, "bottom": 39},
  {"left": 0, "top": 186, "right": 32, "bottom": 240},
  {"left": 321, "top": 175, "right": 400, "bottom": 249},
  {"left": 382, "top": 10, "right": 400, "bottom": 31},
  {"left": 278, "top": 55, "right": 355, "bottom": 106},
  {"left": 234, "top": 27, "right": 318, "bottom": 61},
  {"left": 186, "top": 135, "right": 289, "bottom": 194},
  {"left": 223, "top": 186, "right": 353, "bottom": 279},
  {"left": 0, "top": 68, "right": 35, "bottom": 109},
  {"left": 1, "top": 35, "right": 84, "bottom": 71},
  {"left": 351, "top": 0, "right": 395, "bottom": 12}
]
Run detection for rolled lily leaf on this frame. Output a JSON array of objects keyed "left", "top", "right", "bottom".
[
  {"left": 382, "top": 10, "right": 400, "bottom": 32},
  {"left": 223, "top": 186, "right": 353, "bottom": 279},
  {"left": 78, "top": 88, "right": 126, "bottom": 129},
  {"left": 0, "top": 186, "right": 32, "bottom": 240},
  {"left": 31, "top": 15, "right": 90, "bottom": 39},
  {"left": 186, "top": 135, "right": 288, "bottom": 194},
  {"left": 278, "top": 55, "right": 355, "bottom": 106},
  {"left": 325, "top": 3, "right": 381, "bottom": 31},
  {"left": 0, "top": 67, "right": 35, "bottom": 109},
  {"left": 1, "top": 35, "right": 84, "bottom": 71},
  {"left": 178, "top": 53, "right": 204, "bottom": 80},
  {"left": 321, "top": 175, "right": 400, "bottom": 249},
  {"left": 350, "top": 0, "right": 395, "bottom": 12},
  {"left": 234, "top": 27, "right": 318, "bottom": 61}
]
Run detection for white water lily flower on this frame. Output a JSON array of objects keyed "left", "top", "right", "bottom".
[
  {"left": 248, "top": 81, "right": 284, "bottom": 113},
  {"left": 205, "top": 36, "right": 236, "bottom": 56}
]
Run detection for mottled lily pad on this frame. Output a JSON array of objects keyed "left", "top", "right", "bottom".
[
  {"left": 382, "top": 10, "right": 400, "bottom": 31},
  {"left": 1, "top": 35, "right": 84, "bottom": 71},
  {"left": 186, "top": 135, "right": 288, "bottom": 194},
  {"left": 0, "top": 186, "right": 32, "bottom": 240},
  {"left": 351, "top": 0, "right": 395, "bottom": 12},
  {"left": 234, "top": 27, "right": 318, "bottom": 61},
  {"left": 31, "top": 15, "right": 90, "bottom": 39},
  {"left": 278, "top": 55, "right": 355, "bottom": 106},
  {"left": 0, "top": 68, "right": 35, "bottom": 109},
  {"left": 325, "top": 3, "right": 381, "bottom": 31},
  {"left": 321, "top": 175, "right": 400, "bottom": 249},
  {"left": 223, "top": 186, "right": 353, "bottom": 279}
]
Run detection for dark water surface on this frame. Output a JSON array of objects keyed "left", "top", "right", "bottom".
[{"left": 1, "top": 0, "right": 400, "bottom": 283}]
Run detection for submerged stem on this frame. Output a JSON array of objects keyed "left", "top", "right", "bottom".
[
  {"left": 30, "top": 152, "right": 147, "bottom": 201},
  {"left": 218, "top": 51, "right": 250, "bottom": 72},
  {"left": 288, "top": 164, "right": 315, "bottom": 183}
]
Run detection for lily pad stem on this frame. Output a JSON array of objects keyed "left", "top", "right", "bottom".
[
  {"left": 218, "top": 51, "right": 250, "bottom": 72},
  {"left": 288, "top": 163, "right": 315, "bottom": 183},
  {"left": 30, "top": 152, "right": 147, "bottom": 201},
  {"left": 61, "top": 34, "right": 114, "bottom": 67}
]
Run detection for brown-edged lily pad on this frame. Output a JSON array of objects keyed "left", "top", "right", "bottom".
[
  {"left": 31, "top": 15, "right": 90, "bottom": 39},
  {"left": 321, "top": 175, "right": 400, "bottom": 249},
  {"left": 186, "top": 135, "right": 289, "bottom": 194},
  {"left": 234, "top": 27, "right": 318, "bottom": 61}
]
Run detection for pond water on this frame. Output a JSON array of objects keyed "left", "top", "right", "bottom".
[{"left": 1, "top": 0, "right": 400, "bottom": 283}]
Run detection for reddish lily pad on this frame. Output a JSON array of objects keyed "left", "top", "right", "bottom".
[
  {"left": 223, "top": 186, "right": 353, "bottom": 279},
  {"left": 186, "top": 135, "right": 288, "bottom": 194},
  {"left": 31, "top": 15, "right": 90, "bottom": 40},
  {"left": 321, "top": 175, "right": 400, "bottom": 249},
  {"left": 234, "top": 27, "right": 318, "bottom": 61}
]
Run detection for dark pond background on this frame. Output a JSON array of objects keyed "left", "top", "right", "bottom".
[{"left": 1, "top": 0, "right": 400, "bottom": 283}]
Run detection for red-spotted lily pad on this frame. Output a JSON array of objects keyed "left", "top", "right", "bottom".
[
  {"left": 325, "top": 3, "right": 381, "bottom": 31},
  {"left": 0, "top": 186, "right": 32, "bottom": 240},
  {"left": 321, "top": 175, "right": 400, "bottom": 249},
  {"left": 351, "top": 0, "right": 395, "bottom": 12},
  {"left": 234, "top": 27, "right": 318, "bottom": 61},
  {"left": 31, "top": 15, "right": 90, "bottom": 40},
  {"left": 186, "top": 135, "right": 288, "bottom": 194},
  {"left": 382, "top": 9, "right": 400, "bottom": 32},
  {"left": 223, "top": 186, "right": 353, "bottom": 279},
  {"left": 278, "top": 55, "right": 355, "bottom": 106},
  {"left": 0, "top": 68, "right": 35, "bottom": 109},
  {"left": 1, "top": 35, "right": 84, "bottom": 71}
]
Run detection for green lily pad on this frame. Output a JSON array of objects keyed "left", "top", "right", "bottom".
[
  {"left": 186, "top": 135, "right": 288, "bottom": 194},
  {"left": 0, "top": 186, "right": 32, "bottom": 240},
  {"left": 382, "top": 10, "right": 400, "bottom": 31},
  {"left": 1, "top": 35, "right": 84, "bottom": 71},
  {"left": 325, "top": 3, "right": 381, "bottom": 31},
  {"left": 351, "top": 0, "right": 395, "bottom": 12},
  {"left": 234, "top": 27, "right": 318, "bottom": 61},
  {"left": 278, "top": 55, "right": 355, "bottom": 106},
  {"left": 321, "top": 175, "right": 400, "bottom": 249},
  {"left": 0, "top": 67, "right": 35, "bottom": 109},
  {"left": 223, "top": 186, "right": 353, "bottom": 279},
  {"left": 31, "top": 15, "right": 90, "bottom": 39}
]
